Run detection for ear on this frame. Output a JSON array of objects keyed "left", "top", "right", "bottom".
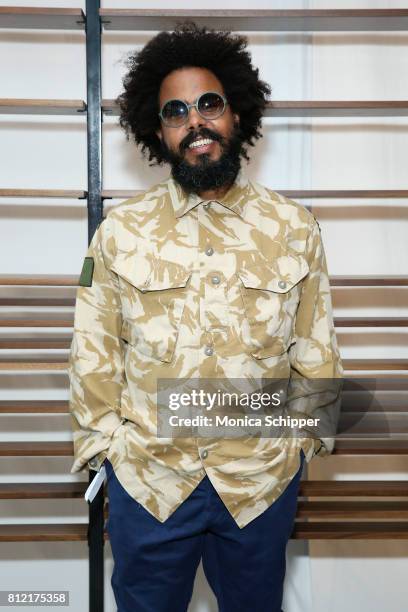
[
  {"left": 156, "top": 128, "right": 162, "bottom": 141},
  {"left": 233, "top": 112, "right": 240, "bottom": 125}
]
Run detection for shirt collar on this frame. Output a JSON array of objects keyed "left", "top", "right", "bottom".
[{"left": 167, "top": 168, "right": 251, "bottom": 219}]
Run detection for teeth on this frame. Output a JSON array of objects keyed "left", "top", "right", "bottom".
[{"left": 189, "top": 138, "right": 213, "bottom": 149}]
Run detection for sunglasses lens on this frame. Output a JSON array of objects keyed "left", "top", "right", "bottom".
[
  {"left": 161, "top": 100, "right": 188, "bottom": 127},
  {"left": 160, "top": 92, "right": 226, "bottom": 126},
  {"left": 198, "top": 93, "right": 225, "bottom": 118}
]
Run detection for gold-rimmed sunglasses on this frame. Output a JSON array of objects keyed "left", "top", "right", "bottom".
[{"left": 158, "top": 91, "right": 228, "bottom": 128}]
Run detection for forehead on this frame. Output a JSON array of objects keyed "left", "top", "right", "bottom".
[{"left": 158, "top": 67, "right": 225, "bottom": 103}]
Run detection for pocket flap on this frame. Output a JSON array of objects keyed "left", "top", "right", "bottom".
[
  {"left": 111, "top": 252, "right": 192, "bottom": 292},
  {"left": 237, "top": 254, "right": 309, "bottom": 293}
]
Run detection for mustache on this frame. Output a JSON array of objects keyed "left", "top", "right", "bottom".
[{"left": 180, "top": 128, "right": 223, "bottom": 152}]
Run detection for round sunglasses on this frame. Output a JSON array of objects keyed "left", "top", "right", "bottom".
[{"left": 158, "top": 91, "right": 228, "bottom": 128}]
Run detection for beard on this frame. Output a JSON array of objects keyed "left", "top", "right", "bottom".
[{"left": 159, "top": 121, "right": 245, "bottom": 195}]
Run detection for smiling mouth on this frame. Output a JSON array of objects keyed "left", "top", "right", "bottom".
[
  {"left": 189, "top": 137, "right": 213, "bottom": 149},
  {"left": 187, "top": 138, "right": 216, "bottom": 157}
]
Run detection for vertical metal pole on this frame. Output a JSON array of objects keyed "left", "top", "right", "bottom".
[
  {"left": 86, "top": 0, "right": 103, "bottom": 243},
  {"left": 87, "top": 471, "right": 105, "bottom": 612},
  {"left": 85, "top": 2, "right": 104, "bottom": 612}
]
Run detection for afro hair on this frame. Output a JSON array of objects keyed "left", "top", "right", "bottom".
[{"left": 115, "top": 20, "right": 271, "bottom": 166}]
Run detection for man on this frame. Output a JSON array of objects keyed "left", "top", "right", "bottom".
[{"left": 69, "top": 21, "right": 343, "bottom": 612}]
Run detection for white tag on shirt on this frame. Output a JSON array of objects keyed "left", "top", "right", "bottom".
[{"left": 84, "top": 465, "right": 106, "bottom": 503}]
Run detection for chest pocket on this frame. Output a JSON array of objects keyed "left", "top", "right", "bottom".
[
  {"left": 111, "top": 252, "right": 192, "bottom": 363},
  {"left": 237, "top": 253, "right": 309, "bottom": 359}
]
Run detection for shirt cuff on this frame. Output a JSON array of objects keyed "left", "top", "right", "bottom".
[{"left": 88, "top": 449, "right": 109, "bottom": 471}]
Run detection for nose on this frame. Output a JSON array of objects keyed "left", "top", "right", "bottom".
[{"left": 186, "top": 105, "right": 207, "bottom": 131}]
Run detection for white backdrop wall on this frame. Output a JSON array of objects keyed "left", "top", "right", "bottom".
[{"left": 0, "top": 0, "right": 407, "bottom": 611}]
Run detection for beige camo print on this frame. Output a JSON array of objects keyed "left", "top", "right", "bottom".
[{"left": 68, "top": 168, "right": 344, "bottom": 528}]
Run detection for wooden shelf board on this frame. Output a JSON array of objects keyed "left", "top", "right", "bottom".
[
  {"left": 0, "top": 523, "right": 87, "bottom": 542},
  {"left": 0, "top": 98, "right": 86, "bottom": 115},
  {"left": 0, "top": 338, "right": 71, "bottom": 349},
  {"left": 0, "top": 190, "right": 85, "bottom": 199},
  {"left": 99, "top": 9, "right": 408, "bottom": 32},
  {"left": 0, "top": 358, "right": 406, "bottom": 372},
  {"left": 334, "top": 317, "right": 408, "bottom": 326},
  {"left": 0, "top": 400, "right": 69, "bottom": 414},
  {"left": 0, "top": 481, "right": 86, "bottom": 499},
  {"left": 0, "top": 318, "right": 74, "bottom": 327},
  {"left": 1, "top": 439, "right": 408, "bottom": 457},
  {"left": 0, "top": 275, "right": 78, "bottom": 286},
  {"left": 0, "top": 298, "right": 75, "bottom": 307},
  {"left": 1, "top": 316, "right": 407, "bottom": 328},
  {"left": 1, "top": 522, "right": 406, "bottom": 541},
  {"left": 0, "top": 7, "right": 85, "bottom": 30},
  {"left": 101, "top": 188, "right": 408, "bottom": 199},
  {"left": 0, "top": 442, "right": 73, "bottom": 456},
  {"left": 299, "top": 480, "right": 408, "bottom": 497},
  {"left": 103, "top": 99, "right": 408, "bottom": 117},
  {"left": 292, "top": 521, "right": 408, "bottom": 539},
  {"left": 0, "top": 356, "right": 68, "bottom": 370}
]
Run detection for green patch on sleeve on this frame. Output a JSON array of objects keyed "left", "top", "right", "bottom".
[{"left": 79, "top": 257, "right": 94, "bottom": 287}]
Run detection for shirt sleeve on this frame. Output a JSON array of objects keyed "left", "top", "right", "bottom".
[
  {"left": 68, "top": 217, "right": 125, "bottom": 473},
  {"left": 286, "top": 217, "right": 344, "bottom": 462}
]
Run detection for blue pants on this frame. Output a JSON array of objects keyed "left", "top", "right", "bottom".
[{"left": 105, "top": 448, "right": 305, "bottom": 612}]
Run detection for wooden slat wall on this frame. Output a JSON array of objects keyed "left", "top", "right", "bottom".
[{"left": 0, "top": 5, "right": 407, "bottom": 549}]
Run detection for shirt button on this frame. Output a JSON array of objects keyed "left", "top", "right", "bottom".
[
  {"left": 204, "top": 346, "right": 214, "bottom": 356},
  {"left": 203, "top": 202, "right": 210, "bottom": 210},
  {"left": 211, "top": 275, "right": 221, "bottom": 285},
  {"left": 89, "top": 457, "right": 98, "bottom": 469},
  {"left": 205, "top": 246, "right": 214, "bottom": 256},
  {"left": 278, "top": 280, "right": 287, "bottom": 289},
  {"left": 201, "top": 450, "right": 208, "bottom": 459}
]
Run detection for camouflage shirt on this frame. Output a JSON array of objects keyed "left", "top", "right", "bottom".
[{"left": 68, "top": 168, "right": 343, "bottom": 529}]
